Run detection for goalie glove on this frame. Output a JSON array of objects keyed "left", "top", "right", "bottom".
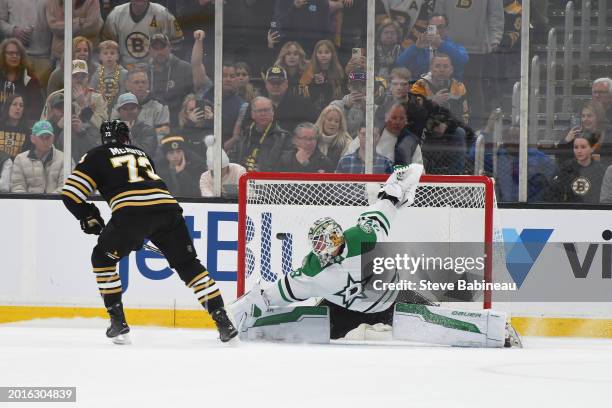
[
  {"left": 378, "top": 163, "right": 424, "bottom": 208},
  {"left": 80, "top": 204, "right": 105, "bottom": 235}
]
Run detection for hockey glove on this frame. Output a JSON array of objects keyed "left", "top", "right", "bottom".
[
  {"left": 378, "top": 163, "right": 423, "bottom": 208},
  {"left": 80, "top": 204, "right": 105, "bottom": 235}
]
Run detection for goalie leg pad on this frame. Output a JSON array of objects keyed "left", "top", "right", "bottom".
[
  {"left": 239, "top": 306, "right": 330, "bottom": 344},
  {"left": 392, "top": 303, "right": 506, "bottom": 348}
]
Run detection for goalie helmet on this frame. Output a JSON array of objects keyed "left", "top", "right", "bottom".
[
  {"left": 100, "top": 120, "right": 130, "bottom": 145},
  {"left": 308, "top": 217, "right": 344, "bottom": 262}
]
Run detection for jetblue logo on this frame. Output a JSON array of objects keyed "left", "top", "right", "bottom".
[{"left": 502, "top": 228, "right": 554, "bottom": 288}]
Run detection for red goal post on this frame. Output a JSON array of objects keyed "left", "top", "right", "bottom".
[{"left": 237, "top": 172, "right": 495, "bottom": 309}]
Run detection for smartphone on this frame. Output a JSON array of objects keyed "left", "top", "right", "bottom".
[
  {"left": 426, "top": 25, "right": 437, "bottom": 36},
  {"left": 196, "top": 99, "right": 211, "bottom": 112},
  {"left": 570, "top": 114, "right": 581, "bottom": 129},
  {"left": 352, "top": 48, "right": 362, "bottom": 58}
]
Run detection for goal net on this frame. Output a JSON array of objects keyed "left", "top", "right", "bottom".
[{"left": 238, "top": 172, "right": 501, "bottom": 309}]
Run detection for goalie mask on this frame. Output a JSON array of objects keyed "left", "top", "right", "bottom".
[
  {"left": 308, "top": 217, "right": 344, "bottom": 262},
  {"left": 100, "top": 120, "right": 130, "bottom": 145}
]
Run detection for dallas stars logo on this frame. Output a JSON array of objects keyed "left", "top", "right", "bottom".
[{"left": 334, "top": 274, "right": 367, "bottom": 308}]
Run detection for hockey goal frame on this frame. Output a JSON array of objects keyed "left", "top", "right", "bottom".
[{"left": 237, "top": 172, "right": 495, "bottom": 309}]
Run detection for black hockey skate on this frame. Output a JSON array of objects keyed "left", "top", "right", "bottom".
[
  {"left": 211, "top": 307, "right": 238, "bottom": 342},
  {"left": 106, "top": 302, "right": 131, "bottom": 345},
  {"left": 504, "top": 322, "right": 523, "bottom": 348}
]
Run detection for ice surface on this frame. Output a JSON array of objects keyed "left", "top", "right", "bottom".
[{"left": 1, "top": 319, "right": 611, "bottom": 408}]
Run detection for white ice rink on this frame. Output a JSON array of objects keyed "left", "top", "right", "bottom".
[{"left": 1, "top": 319, "right": 611, "bottom": 408}]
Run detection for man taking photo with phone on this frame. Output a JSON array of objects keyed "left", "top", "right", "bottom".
[{"left": 396, "top": 14, "right": 468, "bottom": 81}]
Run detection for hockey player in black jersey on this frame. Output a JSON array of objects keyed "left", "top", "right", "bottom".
[{"left": 61, "top": 120, "right": 237, "bottom": 343}]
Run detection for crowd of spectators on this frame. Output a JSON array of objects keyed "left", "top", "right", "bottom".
[{"left": 0, "top": 0, "right": 609, "bottom": 204}]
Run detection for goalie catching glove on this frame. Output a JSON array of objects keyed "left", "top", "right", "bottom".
[
  {"left": 80, "top": 203, "right": 105, "bottom": 235},
  {"left": 378, "top": 163, "right": 423, "bottom": 208}
]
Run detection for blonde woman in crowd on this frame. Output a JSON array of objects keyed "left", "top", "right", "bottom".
[
  {"left": 274, "top": 41, "right": 309, "bottom": 97},
  {"left": 314, "top": 104, "right": 352, "bottom": 167}
]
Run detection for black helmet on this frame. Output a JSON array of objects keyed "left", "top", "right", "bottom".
[{"left": 100, "top": 120, "right": 130, "bottom": 145}]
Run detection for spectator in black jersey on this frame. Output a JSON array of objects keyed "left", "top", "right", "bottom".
[
  {"left": 262, "top": 65, "right": 316, "bottom": 135},
  {"left": 546, "top": 133, "right": 604, "bottom": 204},
  {"left": 274, "top": 41, "right": 309, "bottom": 97},
  {"left": 273, "top": 0, "right": 331, "bottom": 56},
  {"left": 0, "top": 94, "right": 31, "bottom": 160},
  {"left": 157, "top": 134, "right": 206, "bottom": 198},
  {"left": 147, "top": 33, "right": 193, "bottom": 127},
  {"left": 420, "top": 105, "right": 466, "bottom": 175},
  {"left": 115, "top": 92, "right": 157, "bottom": 157},
  {"left": 0, "top": 38, "right": 43, "bottom": 125},
  {"left": 279, "top": 122, "right": 334, "bottom": 173}
]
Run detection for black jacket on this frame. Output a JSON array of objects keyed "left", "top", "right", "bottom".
[
  {"left": 279, "top": 147, "right": 334, "bottom": 173},
  {"left": 232, "top": 121, "right": 292, "bottom": 172},
  {"left": 157, "top": 149, "right": 206, "bottom": 198}
]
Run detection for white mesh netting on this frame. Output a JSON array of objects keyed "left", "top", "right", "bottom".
[{"left": 240, "top": 176, "right": 504, "bottom": 306}]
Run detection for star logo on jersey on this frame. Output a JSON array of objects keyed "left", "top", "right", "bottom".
[{"left": 334, "top": 274, "right": 367, "bottom": 309}]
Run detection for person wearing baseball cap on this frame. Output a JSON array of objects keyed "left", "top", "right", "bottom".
[
  {"left": 148, "top": 33, "right": 193, "bottom": 127},
  {"left": 330, "top": 69, "right": 369, "bottom": 138},
  {"left": 263, "top": 65, "right": 316, "bottom": 134},
  {"left": 115, "top": 92, "right": 158, "bottom": 158},
  {"left": 10, "top": 120, "right": 67, "bottom": 193},
  {"left": 157, "top": 134, "right": 206, "bottom": 197}
]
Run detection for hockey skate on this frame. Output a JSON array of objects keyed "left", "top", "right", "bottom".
[
  {"left": 504, "top": 322, "right": 523, "bottom": 348},
  {"left": 211, "top": 307, "right": 238, "bottom": 342},
  {"left": 106, "top": 302, "right": 131, "bottom": 345}
]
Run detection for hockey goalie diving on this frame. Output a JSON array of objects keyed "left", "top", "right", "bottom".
[{"left": 231, "top": 164, "right": 522, "bottom": 348}]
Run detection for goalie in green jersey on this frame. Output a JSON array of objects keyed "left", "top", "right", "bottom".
[{"left": 231, "top": 164, "right": 522, "bottom": 347}]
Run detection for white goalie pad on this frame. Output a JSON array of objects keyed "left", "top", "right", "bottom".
[
  {"left": 238, "top": 306, "right": 331, "bottom": 344},
  {"left": 392, "top": 303, "right": 506, "bottom": 348}
]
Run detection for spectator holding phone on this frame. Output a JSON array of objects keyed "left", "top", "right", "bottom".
[
  {"left": 299, "top": 40, "right": 346, "bottom": 113},
  {"left": 559, "top": 101, "right": 610, "bottom": 166},
  {"left": 330, "top": 69, "right": 371, "bottom": 137},
  {"left": 176, "top": 93, "right": 213, "bottom": 158},
  {"left": 411, "top": 53, "right": 469, "bottom": 125},
  {"left": 396, "top": 13, "right": 468, "bottom": 81}
]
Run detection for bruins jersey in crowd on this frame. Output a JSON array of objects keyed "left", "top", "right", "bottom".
[
  {"left": 102, "top": 2, "right": 183, "bottom": 67},
  {"left": 62, "top": 143, "right": 180, "bottom": 221}
]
